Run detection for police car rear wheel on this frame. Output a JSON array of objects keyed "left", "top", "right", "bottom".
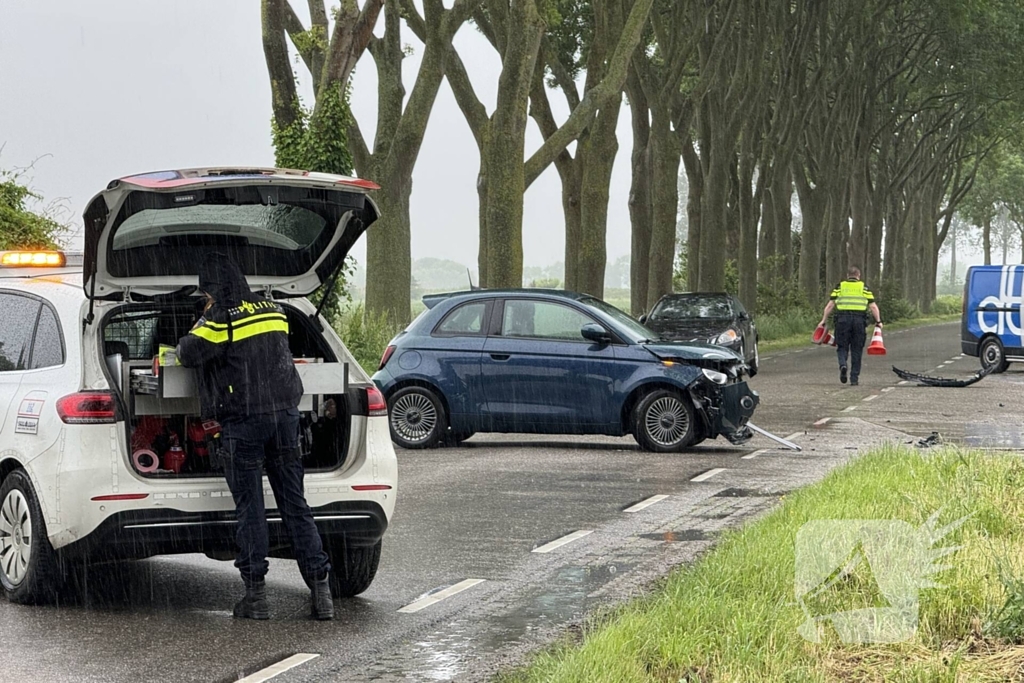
[
  {"left": 327, "top": 539, "right": 381, "bottom": 598},
  {"left": 0, "top": 469, "right": 62, "bottom": 604},
  {"left": 981, "top": 338, "right": 1009, "bottom": 374}
]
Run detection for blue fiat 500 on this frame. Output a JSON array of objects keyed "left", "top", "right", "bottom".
[{"left": 372, "top": 290, "right": 759, "bottom": 452}]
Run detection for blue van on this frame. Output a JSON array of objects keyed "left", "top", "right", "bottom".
[{"left": 962, "top": 264, "right": 1024, "bottom": 372}]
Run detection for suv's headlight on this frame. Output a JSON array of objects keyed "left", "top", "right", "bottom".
[
  {"left": 702, "top": 368, "right": 728, "bottom": 385},
  {"left": 713, "top": 329, "right": 739, "bottom": 345}
]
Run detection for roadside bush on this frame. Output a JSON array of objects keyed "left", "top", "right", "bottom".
[
  {"left": 876, "top": 281, "right": 919, "bottom": 323},
  {"left": 331, "top": 304, "right": 402, "bottom": 374},
  {"left": 756, "top": 308, "right": 820, "bottom": 343},
  {"left": 931, "top": 294, "right": 961, "bottom": 316}
]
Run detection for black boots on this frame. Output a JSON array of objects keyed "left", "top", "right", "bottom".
[
  {"left": 234, "top": 579, "right": 270, "bottom": 620},
  {"left": 311, "top": 572, "right": 335, "bottom": 621},
  {"left": 232, "top": 574, "right": 334, "bottom": 620},
  {"left": 840, "top": 365, "right": 848, "bottom": 384}
]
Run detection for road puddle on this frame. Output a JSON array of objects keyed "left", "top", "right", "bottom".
[{"left": 374, "top": 563, "right": 635, "bottom": 681}]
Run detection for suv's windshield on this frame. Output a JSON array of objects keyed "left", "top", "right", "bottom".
[
  {"left": 581, "top": 297, "right": 660, "bottom": 343},
  {"left": 652, "top": 295, "right": 733, "bottom": 319}
]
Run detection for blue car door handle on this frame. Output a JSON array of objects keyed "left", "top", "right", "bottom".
[{"left": 490, "top": 353, "right": 511, "bottom": 361}]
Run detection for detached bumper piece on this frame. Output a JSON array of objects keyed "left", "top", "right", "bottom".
[{"left": 892, "top": 364, "right": 996, "bottom": 388}]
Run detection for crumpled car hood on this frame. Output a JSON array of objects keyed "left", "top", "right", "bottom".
[{"left": 643, "top": 341, "right": 742, "bottom": 362}]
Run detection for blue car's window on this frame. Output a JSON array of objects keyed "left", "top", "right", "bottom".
[
  {"left": 435, "top": 302, "right": 488, "bottom": 336},
  {"left": 502, "top": 301, "right": 593, "bottom": 341}
]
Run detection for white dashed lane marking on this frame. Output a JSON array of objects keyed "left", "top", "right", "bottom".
[
  {"left": 741, "top": 449, "right": 768, "bottom": 460},
  {"left": 691, "top": 468, "right": 727, "bottom": 482},
  {"left": 882, "top": 387, "right": 895, "bottom": 393},
  {"left": 623, "top": 495, "right": 669, "bottom": 513},
  {"left": 235, "top": 654, "right": 320, "bottom": 683},
  {"left": 814, "top": 417, "right": 832, "bottom": 426},
  {"left": 899, "top": 381, "right": 911, "bottom": 386},
  {"left": 863, "top": 394, "right": 879, "bottom": 402},
  {"left": 843, "top": 406, "right": 858, "bottom": 412},
  {"left": 532, "top": 530, "right": 594, "bottom": 554},
  {"left": 397, "top": 579, "right": 487, "bottom": 613}
]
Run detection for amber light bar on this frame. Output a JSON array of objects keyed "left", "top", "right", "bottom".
[{"left": 1, "top": 251, "right": 66, "bottom": 267}]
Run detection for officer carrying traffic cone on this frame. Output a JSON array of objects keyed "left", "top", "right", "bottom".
[{"left": 817, "top": 266, "right": 883, "bottom": 386}]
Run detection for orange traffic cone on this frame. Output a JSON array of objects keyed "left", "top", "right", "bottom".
[
  {"left": 813, "top": 324, "right": 838, "bottom": 347},
  {"left": 867, "top": 325, "right": 886, "bottom": 355}
]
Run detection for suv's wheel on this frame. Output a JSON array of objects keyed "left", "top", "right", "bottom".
[
  {"left": 388, "top": 386, "right": 448, "bottom": 449},
  {"left": 0, "top": 469, "right": 62, "bottom": 604},
  {"left": 326, "top": 540, "right": 381, "bottom": 598},
  {"left": 981, "top": 337, "right": 1009, "bottom": 373},
  {"left": 632, "top": 389, "right": 696, "bottom": 453}
]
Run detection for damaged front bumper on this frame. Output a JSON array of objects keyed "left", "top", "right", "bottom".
[{"left": 692, "top": 379, "right": 760, "bottom": 445}]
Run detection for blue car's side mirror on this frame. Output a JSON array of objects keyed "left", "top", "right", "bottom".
[{"left": 581, "top": 323, "right": 612, "bottom": 344}]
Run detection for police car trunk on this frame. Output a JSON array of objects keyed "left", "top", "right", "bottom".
[{"left": 82, "top": 168, "right": 380, "bottom": 479}]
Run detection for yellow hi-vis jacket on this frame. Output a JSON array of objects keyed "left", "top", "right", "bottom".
[{"left": 830, "top": 279, "right": 874, "bottom": 312}]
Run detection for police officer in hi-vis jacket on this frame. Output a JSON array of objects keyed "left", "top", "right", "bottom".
[
  {"left": 818, "top": 266, "right": 882, "bottom": 386},
  {"left": 177, "top": 253, "right": 333, "bottom": 621}
]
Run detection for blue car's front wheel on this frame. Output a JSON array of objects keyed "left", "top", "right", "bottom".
[
  {"left": 632, "top": 389, "right": 696, "bottom": 453},
  {"left": 388, "top": 386, "right": 448, "bottom": 450}
]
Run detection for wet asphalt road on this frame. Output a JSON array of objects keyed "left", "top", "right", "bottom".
[{"left": 0, "top": 323, "right": 969, "bottom": 683}]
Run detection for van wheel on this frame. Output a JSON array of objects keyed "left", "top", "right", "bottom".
[
  {"left": 388, "top": 386, "right": 448, "bottom": 449},
  {"left": 632, "top": 389, "right": 696, "bottom": 453},
  {"left": 981, "top": 337, "right": 1009, "bottom": 373},
  {"left": 0, "top": 469, "right": 62, "bottom": 604},
  {"left": 326, "top": 540, "right": 381, "bottom": 598}
]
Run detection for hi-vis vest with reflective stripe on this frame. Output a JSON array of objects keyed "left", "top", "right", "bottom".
[
  {"left": 831, "top": 279, "right": 874, "bottom": 312},
  {"left": 190, "top": 301, "right": 289, "bottom": 344}
]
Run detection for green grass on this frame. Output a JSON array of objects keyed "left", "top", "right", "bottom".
[
  {"left": 331, "top": 304, "right": 403, "bottom": 374},
  {"left": 497, "top": 447, "right": 1024, "bottom": 683}
]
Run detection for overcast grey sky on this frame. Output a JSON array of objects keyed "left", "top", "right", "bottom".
[{"left": 0, "top": 1, "right": 637, "bottom": 272}]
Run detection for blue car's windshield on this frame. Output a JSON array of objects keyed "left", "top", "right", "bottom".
[{"left": 581, "top": 297, "right": 659, "bottom": 343}]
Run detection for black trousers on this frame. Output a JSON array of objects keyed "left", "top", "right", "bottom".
[
  {"left": 220, "top": 408, "right": 330, "bottom": 584},
  {"left": 835, "top": 314, "right": 867, "bottom": 381}
]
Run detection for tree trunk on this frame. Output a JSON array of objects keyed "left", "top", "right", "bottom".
[
  {"left": 737, "top": 135, "right": 759, "bottom": 312},
  {"left": 824, "top": 185, "right": 848, "bottom": 291},
  {"left": 575, "top": 100, "right": 621, "bottom": 298},
  {"left": 626, "top": 74, "right": 652, "bottom": 315},
  {"left": 482, "top": 1, "right": 546, "bottom": 288},
  {"left": 697, "top": 122, "right": 731, "bottom": 292},
  {"left": 984, "top": 216, "right": 992, "bottom": 265},
  {"left": 646, "top": 113, "right": 679, "bottom": 308},
  {"left": 950, "top": 223, "right": 957, "bottom": 286},
  {"left": 772, "top": 167, "right": 793, "bottom": 282},
  {"left": 561, "top": 164, "right": 583, "bottom": 290},
  {"left": 364, "top": 168, "right": 412, "bottom": 323},
  {"left": 795, "top": 165, "right": 827, "bottom": 305},
  {"left": 682, "top": 137, "right": 703, "bottom": 292}
]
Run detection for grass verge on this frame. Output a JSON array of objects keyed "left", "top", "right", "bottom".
[
  {"left": 760, "top": 314, "right": 960, "bottom": 355},
  {"left": 497, "top": 447, "right": 1024, "bottom": 683}
]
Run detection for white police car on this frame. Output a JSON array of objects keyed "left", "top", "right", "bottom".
[{"left": 0, "top": 168, "right": 397, "bottom": 603}]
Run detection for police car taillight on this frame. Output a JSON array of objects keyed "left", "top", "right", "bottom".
[
  {"left": 0, "top": 251, "right": 66, "bottom": 267},
  {"left": 57, "top": 392, "right": 119, "bottom": 424},
  {"left": 366, "top": 387, "right": 388, "bottom": 417}
]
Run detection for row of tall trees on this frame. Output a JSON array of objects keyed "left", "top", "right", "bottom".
[{"left": 261, "top": 0, "right": 1024, "bottom": 323}]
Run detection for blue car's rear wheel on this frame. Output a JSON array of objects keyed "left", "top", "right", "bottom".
[
  {"left": 388, "top": 386, "right": 448, "bottom": 449},
  {"left": 632, "top": 389, "right": 696, "bottom": 453}
]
